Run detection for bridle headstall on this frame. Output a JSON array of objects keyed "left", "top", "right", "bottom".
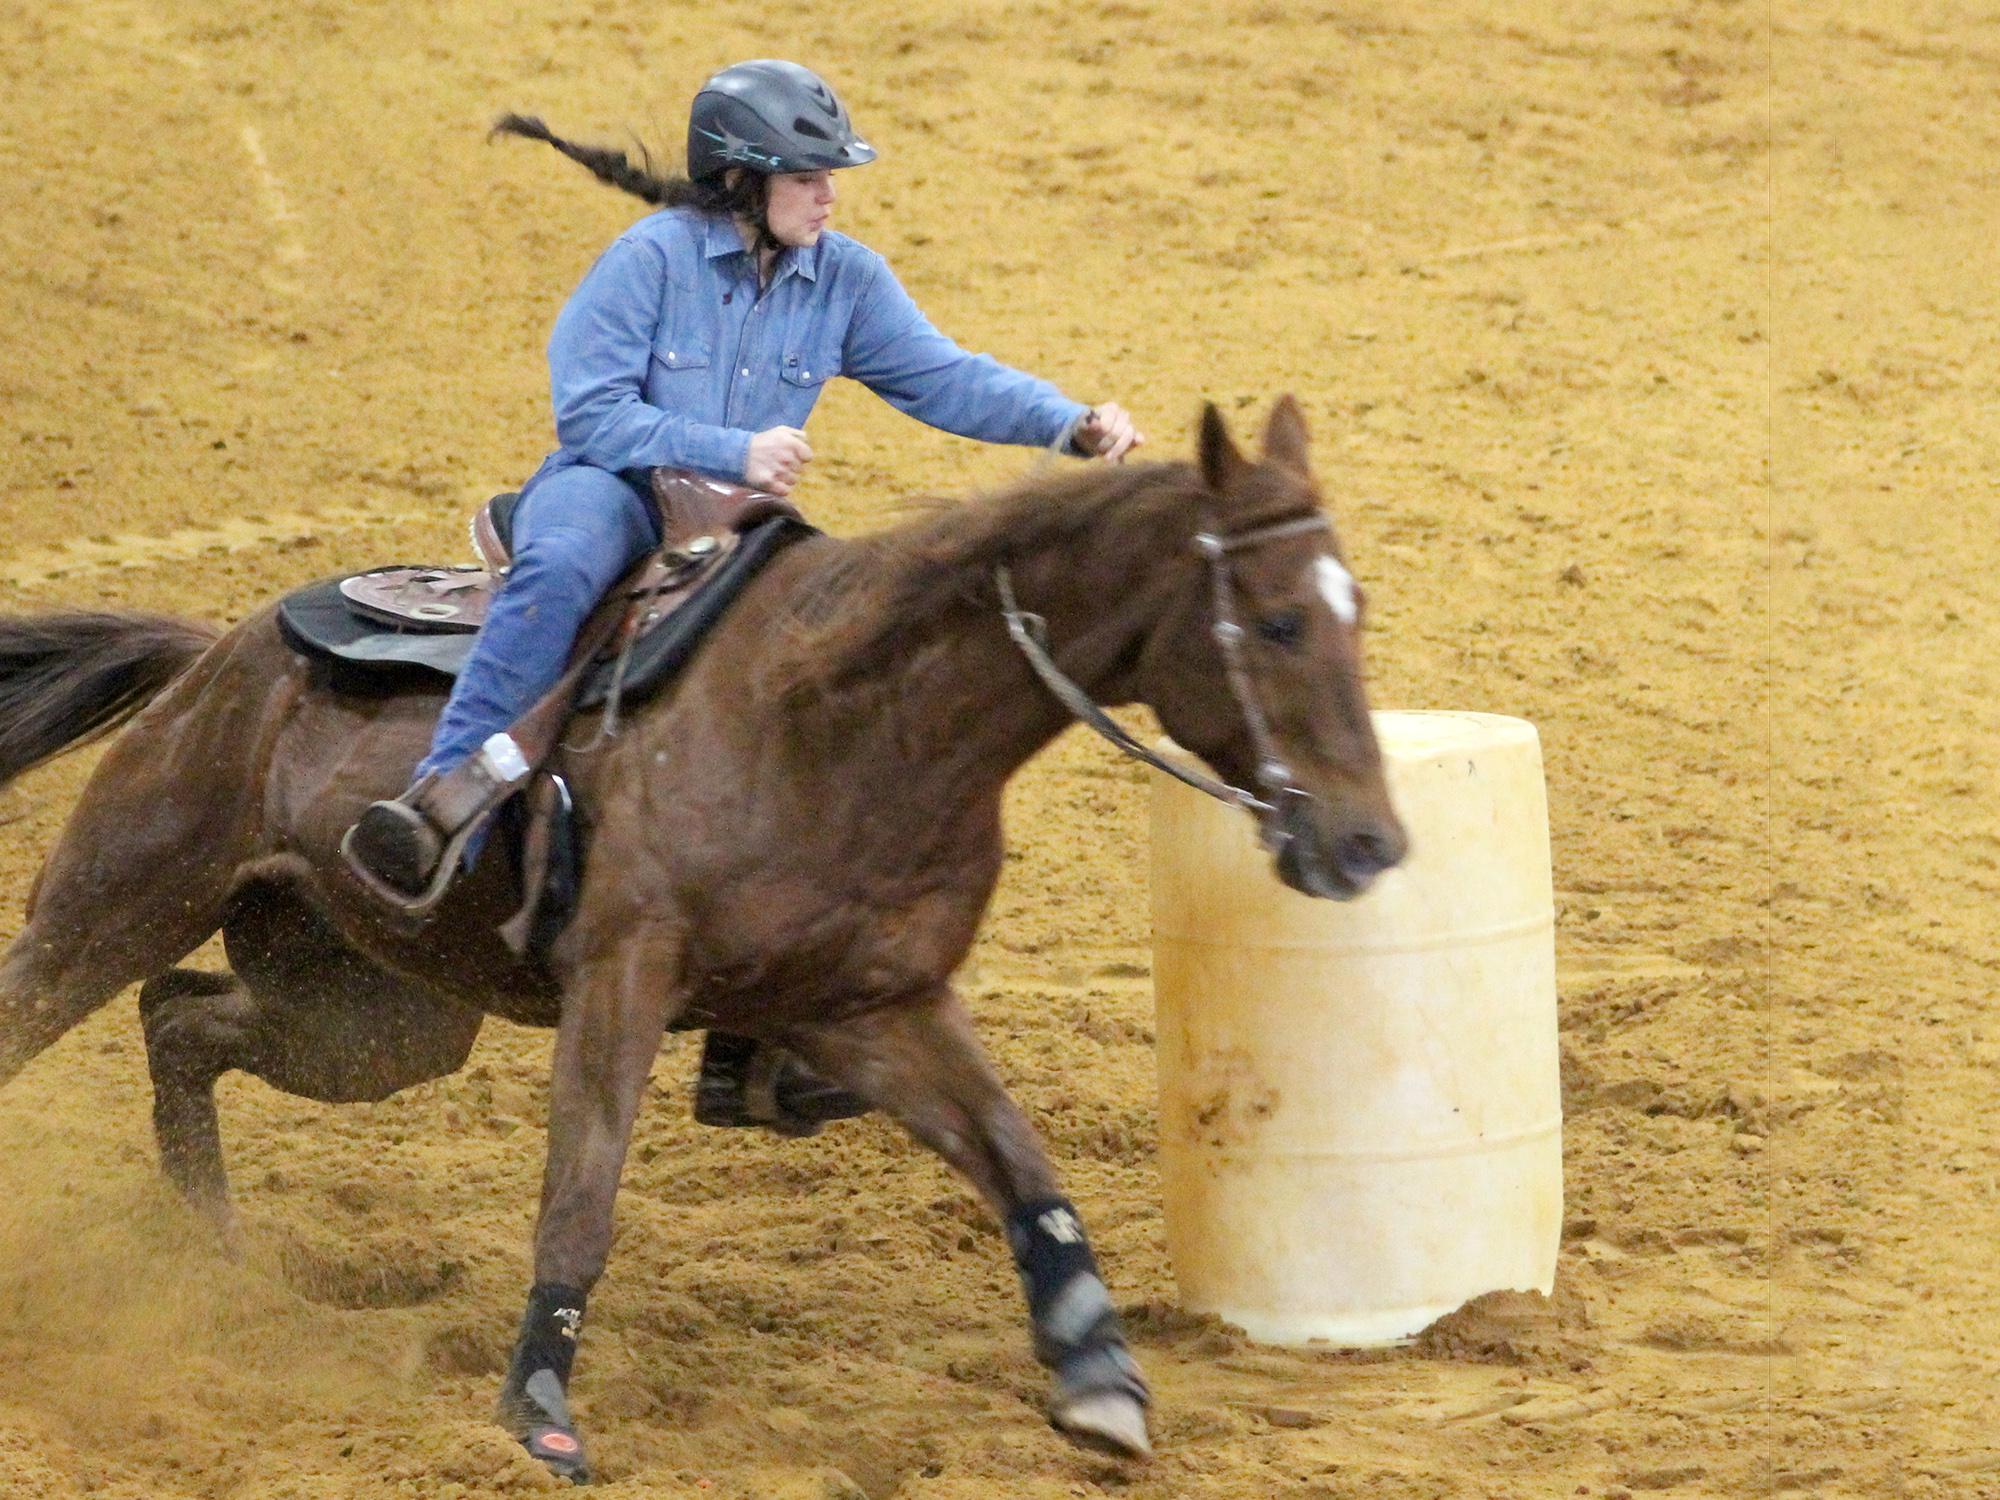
[{"left": 995, "top": 511, "right": 1331, "bottom": 851}]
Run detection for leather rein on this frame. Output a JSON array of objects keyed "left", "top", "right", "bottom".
[{"left": 995, "top": 510, "right": 1332, "bottom": 850}]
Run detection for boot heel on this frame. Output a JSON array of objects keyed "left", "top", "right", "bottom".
[{"left": 344, "top": 800, "right": 443, "bottom": 896}]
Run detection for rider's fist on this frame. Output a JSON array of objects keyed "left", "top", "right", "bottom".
[
  {"left": 746, "top": 427, "right": 813, "bottom": 495},
  {"left": 1071, "top": 403, "right": 1144, "bottom": 463}
]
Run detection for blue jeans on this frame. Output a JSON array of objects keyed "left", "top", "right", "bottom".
[{"left": 416, "top": 463, "right": 662, "bottom": 780}]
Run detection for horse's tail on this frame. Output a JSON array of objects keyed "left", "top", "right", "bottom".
[{"left": 0, "top": 612, "right": 221, "bottom": 789}]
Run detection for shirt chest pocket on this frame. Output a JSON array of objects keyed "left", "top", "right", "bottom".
[
  {"left": 778, "top": 339, "right": 842, "bottom": 389},
  {"left": 649, "top": 334, "right": 712, "bottom": 375},
  {"left": 647, "top": 281, "right": 715, "bottom": 377}
]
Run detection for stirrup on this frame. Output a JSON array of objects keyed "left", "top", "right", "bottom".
[
  {"left": 341, "top": 797, "right": 486, "bottom": 916},
  {"left": 344, "top": 799, "right": 441, "bottom": 894},
  {"left": 340, "top": 735, "right": 532, "bottom": 916}
]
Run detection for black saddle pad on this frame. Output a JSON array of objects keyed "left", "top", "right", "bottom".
[{"left": 275, "top": 516, "right": 813, "bottom": 709}]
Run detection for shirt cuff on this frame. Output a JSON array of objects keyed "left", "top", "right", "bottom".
[
  {"left": 679, "top": 425, "right": 755, "bottom": 484},
  {"left": 1052, "top": 402, "right": 1093, "bottom": 456}
]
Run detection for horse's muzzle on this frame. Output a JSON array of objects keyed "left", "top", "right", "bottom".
[{"left": 1270, "top": 798, "right": 1407, "bottom": 901}]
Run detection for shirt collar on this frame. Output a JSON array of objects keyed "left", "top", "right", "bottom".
[
  {"left": 701, "top": 214, "right": 747, "bottom": 262},
  {"left": 699, "top": 214, "right": 821, "bottom": 283},
  {"left": 786, "top": 238, "right": 822, "bottom": 283}
]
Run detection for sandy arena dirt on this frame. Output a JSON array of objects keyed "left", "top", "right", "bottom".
[{"left": 2, "top": 1, "right": 1996, "bottom": 1496}]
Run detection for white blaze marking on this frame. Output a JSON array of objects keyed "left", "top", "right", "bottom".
[{"left": 1314, "top": 556, "right": 1358, "bottom": 625}]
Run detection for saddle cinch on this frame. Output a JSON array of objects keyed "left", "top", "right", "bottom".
[{"left": 280, "top": 469, "right": 812, "bottom": 944}]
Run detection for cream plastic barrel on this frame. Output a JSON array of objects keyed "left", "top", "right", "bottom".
[{"left": 1150, "top": 711, "right": 1560, "bottom": 1347}]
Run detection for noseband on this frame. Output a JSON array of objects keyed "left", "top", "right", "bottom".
[{"left": 995, "top": 511, "right": 1332, "bottom": 851}]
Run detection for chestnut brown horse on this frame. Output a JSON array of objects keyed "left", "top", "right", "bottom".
[{"left": 0, "top": 399, "right": 1404, "bottom": 1481}]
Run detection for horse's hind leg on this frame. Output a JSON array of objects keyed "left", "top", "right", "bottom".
[
  {"left": 138, "top": 968, "right": 258, "bottom": 1246},
  {"left": 140, "top": 886, "right": 484, "bottom": 1243},
  {"left": 0, "top": 647, "right": 268, "bottom": 1087},
  {"left": 0, "top": 793, "right": 238, "bottom": 1086},
  {"left": 0, "top": 878, "right": 227, "bottom": 1090},
  {"left": 786, "top": 989, "right": 1152, "bottom": 1460}
]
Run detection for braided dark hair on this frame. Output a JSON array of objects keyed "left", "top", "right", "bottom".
[{"left": 491, "top": 114, "right": 775, "bottom": 247}]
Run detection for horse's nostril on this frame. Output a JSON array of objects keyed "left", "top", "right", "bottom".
[{"left": 1340, "top": 829, "right": 1403, "bottom": 877}]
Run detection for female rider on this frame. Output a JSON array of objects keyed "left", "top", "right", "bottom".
[{"left": 344, "top": 59, "right": 1142, "bottom": 1132}]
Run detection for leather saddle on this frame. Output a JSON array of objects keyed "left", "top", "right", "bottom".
[
  {"left": 312, "top": 468, "right": 809, "bottom": 949},
  {"left": 338, "top": 470, "right": 803, "bottom": 642}
]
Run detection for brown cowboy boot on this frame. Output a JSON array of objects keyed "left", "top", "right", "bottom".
[{"left": 342, "top": 732, "right": 534, "bottom": 910}]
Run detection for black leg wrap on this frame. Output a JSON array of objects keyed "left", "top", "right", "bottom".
[
  {"left": 692, "top": 1031, "right": 760, "bottom": 1126},
  {"left": 1006, "top": 1199, "right": 1148, "bottom": 1406},
  {"left": 693, "top": 1030, "right": 874, "bottom": 1137},
  {"left": 498, "top": 1283, "right": 591, "bottom": 1485}
]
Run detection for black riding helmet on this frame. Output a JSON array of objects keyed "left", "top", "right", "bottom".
[{"left": 687, "top": 60, "right": 876, "bottom": 182}]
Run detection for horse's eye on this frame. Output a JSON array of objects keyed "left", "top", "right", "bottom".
[{"left": 1256, "top": 608, "right": 1307, "bottom": 650}]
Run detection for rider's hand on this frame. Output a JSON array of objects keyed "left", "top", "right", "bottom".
[
  {"left": 746, "top": 427, "right": 813, "bottom": 495},
  {"left": 1071, "top": 403, "right": 1144, "bottom": 463}
]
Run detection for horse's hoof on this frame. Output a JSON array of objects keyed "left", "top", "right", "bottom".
[
  {"left": 1050, "top": 1388, "right": 1153, "bottom": 1460},
  {"left": 522, "top": 1424, "right": 590, "bottom": 1485},
  {"left": 503, "top": 1369, "right": 590, "bottom": 1484}
]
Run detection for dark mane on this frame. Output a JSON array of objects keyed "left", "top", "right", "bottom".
[{"left": 768, "top": 459, "right": 1209, "bottom": 701}]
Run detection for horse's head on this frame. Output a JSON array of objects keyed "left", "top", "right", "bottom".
[{"left": 1138, "top": 397, "right": 1407, "bottom": 899}]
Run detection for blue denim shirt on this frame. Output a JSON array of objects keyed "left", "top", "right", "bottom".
[{"left": 531, "top": 208, "right": 1089, "bottom": 486}]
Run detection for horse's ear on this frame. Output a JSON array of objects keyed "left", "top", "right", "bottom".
[
  {"left": 1261, "top": 394, "right": 1311, "bottom": 475},
  {"left": 1198, "top": 403, "right": 1250, "bottom": 495}
]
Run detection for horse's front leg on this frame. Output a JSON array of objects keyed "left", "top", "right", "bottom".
[
  {"left": 789, "top": 989, "right": 1152, "bottom": 1460},
  {"left": 499, "top": 921, "right": 680, "bottom": 1485}
]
